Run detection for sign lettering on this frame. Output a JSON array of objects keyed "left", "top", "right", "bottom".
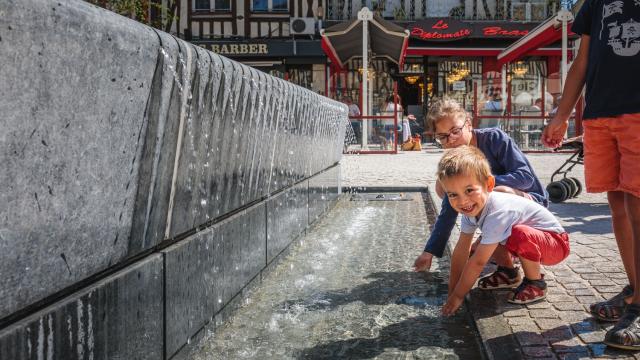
[
  {"left": 409, "top": 19, "right": 535, "bottom": 41},
  {"left": 482, "top": 26, "right": 529, "bottom": 37},
  {"left": 411, "top": 26, "right": 472, "bottom": 40},
  {"left": 208, "top": 43, "right": 269, "bottom": 55}
]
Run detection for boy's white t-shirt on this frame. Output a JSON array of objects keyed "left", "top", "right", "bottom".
[{"left": 460, "top": 191, "right": 565, "bottom": 245}]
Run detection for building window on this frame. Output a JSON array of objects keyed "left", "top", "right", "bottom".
[
  {"left": 194, "top": 0, "right": 210, "bottom": 10},
  {"left": 252, "top": 0, "right": 289, "bottom": 12},
  {"left": 272, "top": 0, "right": 288, "bottom": 11},
  {"left": 193, "top": 0, "right": 230, "bottom": 11},
  {"left": 215, "top": 0, "right": 230, "bottom": 11}
]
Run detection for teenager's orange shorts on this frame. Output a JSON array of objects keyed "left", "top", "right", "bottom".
[{"left": 582, "top": 113, "right": 640, "bottom": 198}]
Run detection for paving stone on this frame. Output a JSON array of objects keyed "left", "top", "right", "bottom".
[
  {"left": 536, "top": 318, "right": 569, "bottom": 330},
  {"left": 561, "top": 277, "right": 586, "bottom": 284},
  {"left": 543, "top": 326, "right": 574, "bottom": 343},
  {"left": 562, "top": 282, "right": 589, "bottom": 290},
  {"left": 594, "top": 285, "right": 623, "bottom": 293},
  {"left": 581, "top": 273, "right": 605, "bottom": 280},
  {"left": 530, "top": 309, "right": 560, "bottom": 319},
  {"left": 570, "top": 267, "right": 599, "bottom": 274},
  {"left": 576, "top": 295, "right": 604, "bottom": 304},
  {"left": 554, "top": 302, "right": 584, "bottom": 311},
  {"left": 544, "top": 273, "right": 557, "bottom": 280},
  {"left": 557, "top": 311, "right": 591, "bottom": 322},
  {"left": 556, "top": 352, "right": 591, "bottom": 360},
  {"left": 586, "top": 243, "right": 613, "bottom": 249},
  {"left": 613, "top": 278, "right": 631, "bottom": 286},
  {"left": 572, "top": 320, "right": 601, "bottom": 333},
  {"left": 528, "top": 301, "right": 553, "bottom": 309},
  {"left": 511, "top": 317, "right": 538, "bottom": 326},
  {"left": 576, "top": 330, "right": 606, "bottom": 344},
  {"left": 549, "top": 287, "right": 569, "bottom": 295},
  {"left": 504, "top": 309, "right": 531, "bottom": 317},
  {"left": 567, "top": 288, "right": 597, "bottom": 296},
  {"left": 552, "top": 342, "right": 589, "bottom": 355},
  {"left": 548, "top": 295, "right": 579, "bottom": 303},
  {"left": 522, "top": 346, "right": 555, "bottom": 358},
  {"left": 589, "top": 279, "right": 616, "bottom": 286},
  {"left": 609, "top": 273, "right": 630, "bottom": 279},
  {"left": 513, "top": 323, "right": 543, "bottom": 333}
]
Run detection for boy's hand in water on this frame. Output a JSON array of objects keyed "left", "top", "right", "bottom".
[
  {"left": 413, "top": 252, "right": 433, "bottom": 272},
  {"left": 442, "top": 295, "right": 463, "bottom": 316}
]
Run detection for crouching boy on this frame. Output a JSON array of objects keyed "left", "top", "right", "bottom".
[{"left": 440, "top": 146, "right": 570, "bottom": 316}]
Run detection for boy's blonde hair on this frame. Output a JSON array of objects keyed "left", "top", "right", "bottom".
[
  {"left": 427, "top": 97, "right": 470, "bottom": 132},
  {"left": 437, "top": 146, "right": 492, "bottom": 184}
]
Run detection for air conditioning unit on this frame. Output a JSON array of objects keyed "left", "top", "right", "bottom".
[{"left": 290, "top": 17, "right": 316, "bottom": 35}]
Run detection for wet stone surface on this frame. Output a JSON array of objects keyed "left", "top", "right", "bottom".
[{"left": 187, "top": 193, "right": 481, "bottom": 359}]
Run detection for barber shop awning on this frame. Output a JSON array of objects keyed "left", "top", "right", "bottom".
[
  {"left": 497, "top": 11, "right": 575, "bottom": 66},
  {"left": 320, "top": 15, "right": 409, "bottom": 70}
]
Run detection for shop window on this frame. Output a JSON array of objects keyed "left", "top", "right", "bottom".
[
  {"left": 287, "top": 66, "right": 313, "bottom": 89},
  {"left": 436, "top": 60, "right": 483, "bottom": 113},
  {"left": 252, "top": 0, "right": 289, "bottom": 12},
  {"left": 193, "top": 0, "right": 230, "bottom": 11}
]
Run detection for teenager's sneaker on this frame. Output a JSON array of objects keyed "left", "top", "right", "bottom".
[
  {"left": 507, "top": 276, "right": 547, "bottom": 304},
  {"left": 477, "top": 266, "right": 521, "bottom": 290},
  {"left": 604, "top": 303, "right": 640, "bottom": 350}
]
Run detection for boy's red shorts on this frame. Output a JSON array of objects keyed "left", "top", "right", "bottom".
[
  {"left": 505, "top": 225, "right": 570, "bottom": 266},
  {"left": 583, "top": 113, "right": 640, "bottom": 198}
]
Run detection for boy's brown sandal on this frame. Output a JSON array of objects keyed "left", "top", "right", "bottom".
[
  {"left": 477, "top": 266, "right": 521, "bottom": 290},
  {"left": 591, "top": 285, "right": 633, "bottom": 322}
]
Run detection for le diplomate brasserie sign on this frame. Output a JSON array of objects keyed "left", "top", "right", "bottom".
[{"left": 410, "top": 18, "right": 535, "bottom": 41}]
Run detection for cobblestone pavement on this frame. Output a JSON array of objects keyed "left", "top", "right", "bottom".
[{"left": 341, "top": 147, "right": 640, "bottom": 360}]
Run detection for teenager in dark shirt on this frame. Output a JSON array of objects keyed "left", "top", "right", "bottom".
[
  {"left": 414, "top": 98, "right": 548, "bottom": 290},
  {"left": 543, "top": 0, "right": 640, "bottom": 350}
]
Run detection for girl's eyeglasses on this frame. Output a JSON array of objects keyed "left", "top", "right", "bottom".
[{"left": 435, "top": 121, "right": 469, "bottom": 144}]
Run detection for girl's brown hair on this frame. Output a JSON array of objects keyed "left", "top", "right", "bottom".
[{"left": 427, "top": 97, "right": 470, "bottom": 132}]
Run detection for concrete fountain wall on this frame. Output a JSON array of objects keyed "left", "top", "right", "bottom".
[{"left": 0, "top": 0, "right": 346, "bottom": 358}]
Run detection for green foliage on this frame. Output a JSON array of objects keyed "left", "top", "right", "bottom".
[{"left": 85, "top": 0, "right": 178, "bottom": 31}]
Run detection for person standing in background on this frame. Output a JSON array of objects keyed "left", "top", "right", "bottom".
[{"left": 542, "top": 0, "right": 640, "bottom": 350}]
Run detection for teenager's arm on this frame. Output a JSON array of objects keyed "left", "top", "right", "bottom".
[
  {"left": 448, "top": 232, "right": 474, "bottom": 294},
  {"left": 443, "top": 242, "right": 499, "bottom": 316},
  {"left": 543, "top": 35, "right": 590, "bottom": 148}
]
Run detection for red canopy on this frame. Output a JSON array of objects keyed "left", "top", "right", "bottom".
[{"left": 497, "top": 13, "right": 575, "bottom": 66}]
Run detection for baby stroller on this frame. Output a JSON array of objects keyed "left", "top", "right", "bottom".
[{"left": 546, "top": 136, "right": 584, "bottom": 203}]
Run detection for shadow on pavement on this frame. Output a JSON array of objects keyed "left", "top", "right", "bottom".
[
  {"left": 550, "top": 202, "right": 612, "bottom": 235},
  {"left": 506, "top": 319, "right": 640, "bottom": 358}
]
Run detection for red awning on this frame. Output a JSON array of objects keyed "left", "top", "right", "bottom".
[{"left": 497, "top": 13, "right": 575, "bottom": 66}]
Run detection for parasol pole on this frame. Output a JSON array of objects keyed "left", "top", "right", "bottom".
[
  {"left": 358, "top": 7, "right": 373, "bottom": 149},
  {"left": 557, "top": 9, "right": 573, "bottom": 90}
]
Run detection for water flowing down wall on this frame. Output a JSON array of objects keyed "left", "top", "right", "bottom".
[{"left": 0, "top": 0, "right": 347, "bottom": 358}]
